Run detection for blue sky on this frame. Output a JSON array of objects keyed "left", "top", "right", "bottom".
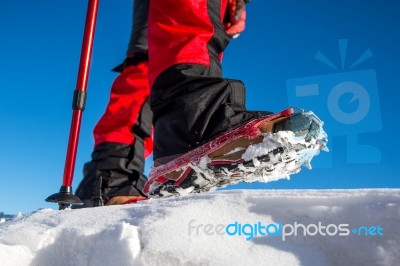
[{"left": 0, "top": 0, "right": 399, "bottom": 214}]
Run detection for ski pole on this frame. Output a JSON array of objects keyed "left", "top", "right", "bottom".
[{"left": 46, "top": 0, "right": 99, "bottom": 210}]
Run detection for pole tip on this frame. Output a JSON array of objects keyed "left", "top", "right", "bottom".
[{"left": 46, "top": 186, "right": 83, "bottom": 210}]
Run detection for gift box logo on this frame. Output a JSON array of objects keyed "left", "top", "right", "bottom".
[{"left": 286, "top": 39, "right": 382, "bottom": 167}]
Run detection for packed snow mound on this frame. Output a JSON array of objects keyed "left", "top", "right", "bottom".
[{"left": 1, "top": 189, "right": 399, "bottom": 266}]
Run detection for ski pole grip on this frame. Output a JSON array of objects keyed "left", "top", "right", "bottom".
[{"left": 72, "top": 90, "right": 87, "bottom": 110}]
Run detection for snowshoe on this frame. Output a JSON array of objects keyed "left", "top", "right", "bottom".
[{"left": 143, "top": 108, "right": 328, "bottom": 198}]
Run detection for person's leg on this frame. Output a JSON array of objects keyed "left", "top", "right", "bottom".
[
  {"left": 144, "top": 0, "right": 327, "bottom": 197},
  {"left": 75, "top": 0, "right": 152, "bottom": 207},
  {"left": 148, "top": 0, "right": 255, "bottom": 161}
]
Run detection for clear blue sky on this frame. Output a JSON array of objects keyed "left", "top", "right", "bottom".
[{"left": 0, "top": 0, "right": 399, "bottom": 214}]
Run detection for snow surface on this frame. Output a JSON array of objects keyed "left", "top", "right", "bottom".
[{"left": 1, "top": 189, "right": 399, "bottom": 266}]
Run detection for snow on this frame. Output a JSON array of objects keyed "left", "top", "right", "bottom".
[
  {"left": 0, "top": 213, "right": 15, "bottom": 223},
  {"left": 1, "top": 189, "right": 399, "bottom": 266}
]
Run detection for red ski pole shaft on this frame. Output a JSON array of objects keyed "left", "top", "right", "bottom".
[
  {"left": 63, "top": 0, "right": 99, "bottom": 187},
  {"left": 46, "top": 0, "right": 99, "bottom": 209}
]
